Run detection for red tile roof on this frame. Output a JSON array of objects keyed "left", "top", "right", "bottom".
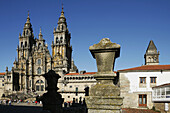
[
  {"left": 118, "top": 65, "right": 170, "bottom": 72},
  {"left": 0, "top": 72, "right": 5, "bottom": 75},
  {"left": 65, "top": 71, "right": 117, "bottom": 76},
  {"left": 152, "top": 83, "right": 170, "bottom": 88},
  {"left": 122, "top": 108, "right": 159, "bottom": 113},
  {"left": 65, "top": 72, "right": 96, "bottom": 76}
]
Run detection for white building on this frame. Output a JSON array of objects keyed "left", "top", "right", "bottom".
[{"left": 118, "top": 40, "right": 170, "bottom": 109}]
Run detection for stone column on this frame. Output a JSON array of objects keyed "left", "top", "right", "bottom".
[{"left": 85, "top": 38, "right": 123, "bottom": 113}]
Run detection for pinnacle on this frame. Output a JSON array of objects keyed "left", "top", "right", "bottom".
[{"left": 26, "top": 11, "right": 30, "bottom": 24}]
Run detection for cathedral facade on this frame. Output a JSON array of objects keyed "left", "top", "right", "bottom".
[{"left": 4, "top": 8, "right": 78, "bottom": 97}]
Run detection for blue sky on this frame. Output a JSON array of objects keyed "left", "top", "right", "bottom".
[{"left": 0, "top": 0, "right": 170, "bottom": 72}]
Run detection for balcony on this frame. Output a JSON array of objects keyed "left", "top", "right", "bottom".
[{"left": 152, "top": 83, "right": 170, "bottom": 102}]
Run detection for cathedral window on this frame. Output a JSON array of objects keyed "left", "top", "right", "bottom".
[
  {"left": 29, "top": 80, "right": 31, "bottom": 87},
  {"left": 61, "top": 25, "right": 63, "bottom": 30},
  {"left": 58, "top": 26, "right": 60, "bottom": 30},
  {"left": 56, "top": 37, "right": 59, "bottom": 43},
  {"left": 154, "top": 57, "right": 157, "bottom": 62},
  {"left": 60, "top": 37, "right": 63, "bottom": 43},
  {"left": 41, "top": 85, "right": 44, "bottom": 91},
  {"left": 148, "top": 57, "right": 151, "bottom": 62},
  {"left": 37, "top": 59, "right": 41, "bottom": 65},
  {"left": 26, "top": 30, "right": 28, "bottom": 35},
  {"left": 21, "top": 42, "right": 23, "bottom": 47},
  {"left": 35, "top": 79, "right": 44, "bottom": 91},
  {"left": 25, "top": 42, "right": 27, "bottom": 47},
  {"left": 151, "top": 57, "right": 154, "bottom": 62},
  {"left": 36, "top": 85, "right": 40, "bottom": 91},
  {"left": 37, "top": 67, "right": 41, "bottom": 74}
]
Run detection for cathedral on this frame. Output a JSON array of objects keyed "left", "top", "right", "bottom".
[{"left": 4, "top": 7, "right": 78, "bottom": 97}]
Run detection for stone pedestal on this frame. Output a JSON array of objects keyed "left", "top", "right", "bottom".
[{"left": 86, "top": 38, "right": 123, "bottom": 113}]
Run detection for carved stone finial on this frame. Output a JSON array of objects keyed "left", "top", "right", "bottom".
[{"left": 89, "top": 38, "right": 120, "bottom": 74}]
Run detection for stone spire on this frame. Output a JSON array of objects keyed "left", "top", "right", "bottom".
[
  {"left": 26, "top": 11, "right": 30, "bottom": 24},
  {"left": 144, "top": 40, "right": 160, "bottom": 65},
  {"left": 57, "top": 4, "right": 67, "bottom": 28},
  {"left": 22, "top": 11, "right": 34, "bottom": 37},
  {"left": 38, "top": 27, "right": 43, "bottom": 40},
  {"left": 52, "top": 4, "right": 73, "bottom": 73},
  {"left": 60, "top": 4, "right": 65, "bottom": 18}
]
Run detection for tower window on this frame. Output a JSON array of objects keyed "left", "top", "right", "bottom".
[
  {"left": 148, "top": 57, "right": 151, "bottom": 62},
  {"left": 25, "top": 42, "right": 27, "bottom": 47},
  {"left": 56, "top": 37, "right": 58, "bottom": 43},
  {"left": 61, "top": 25, "right": 63, "bottom": 30},
  {"left": 60, "top": 37, "right": 63, "bottom": 43},
  {"left": 154, "top": 57, "right": 157, "bottom": 62},
  {"left": 58, "top": 26, "right": 60, "bottom": 30},
  {"left": 26, "top": 30, "right": 28, "bottom": 35},
  {"left": 37, "top": 67, "right": 41, "bottom": 74},
  {"left": 21, "top": 42, "right": 23, "bottom": 47},
  {"left": 38, "top": 43, "right": 41, "bottom": 47}
]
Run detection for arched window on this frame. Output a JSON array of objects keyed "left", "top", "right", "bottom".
[
  {"left": 148, "top": 57, "right": 151, "bottom": 62},
  {"left": 56, "top": 37, "right": 58, "bottom": 43},
  {"left": 35, "top": 79, "right": 44, "bottom": 91},
  {"left": 60, "top": 37, "right": 63, "bottom": 43},
  {"left": 38, "top": 43, "right": 41, "bottom": 47},
  {"left": 37, "top": 59, "right": 41, "bottom": 65},
  {"left": 61, "top": 25, "right": 63, "bottom": 30},
  {"left": 26, "top": 30, "right": 29, "bottom": 35},
  {"left": 40, "top": 80, "right": 44, "bottom": 83},
  {"left": 151, "top": 57, "right": 154, "bottom": 62},
  {"left": 37, "top": 67, "right": 41, "bottom": 74},
  {"left": 25, "top": 42, "right": 27, "bottom": 47},
  {"left": 58, "top": 26, "right": 60, "bottom": 30},
  {"left": 21, "top": 42, "right": 23, "bottom": 47},
  {"left": 154, "top": 57, "right": 157, "bottom": 62}
]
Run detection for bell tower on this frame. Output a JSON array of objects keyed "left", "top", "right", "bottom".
[
  {"left": 52, "top": 6, "right": 72, "bottom": 73},
  {"left": 17, "top": 11, "right": 35, "bottom": 61},
  {"left": 144, "top": 40, "right": 160, "bottom": 65}
]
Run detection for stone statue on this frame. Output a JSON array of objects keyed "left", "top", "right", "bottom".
[{"left": 40, "top": 70, "right": 63, "bottom": 113}]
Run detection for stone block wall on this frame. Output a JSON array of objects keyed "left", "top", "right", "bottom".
[
  {"left": 154, "top": 103, "right": 170, "bottom": 113},
  {"left": 120, "top": 73, "right": 153, "bottom": 109}
]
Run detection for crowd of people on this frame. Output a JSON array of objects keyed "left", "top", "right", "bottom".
[{"left": 0, "top": 99, "right": 42, "bottom": 106}]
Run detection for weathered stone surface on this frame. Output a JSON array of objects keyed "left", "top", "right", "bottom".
[
  {"left": 86, "top": 38, "right": 123, "bottom": 113},
  {"left": 89, "top": 84, "right": 120, "bottom": 96},
  {"left": 89, "top": 38, "right": 120, "bottom": 74}
]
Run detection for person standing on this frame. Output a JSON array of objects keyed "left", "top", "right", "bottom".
[{"left": 9, "top": 100, "right": 11, "bottom": 106}]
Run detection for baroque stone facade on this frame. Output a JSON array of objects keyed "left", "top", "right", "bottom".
[{"left": 3, "top": 8, "right": 78, "bottom": 98}]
